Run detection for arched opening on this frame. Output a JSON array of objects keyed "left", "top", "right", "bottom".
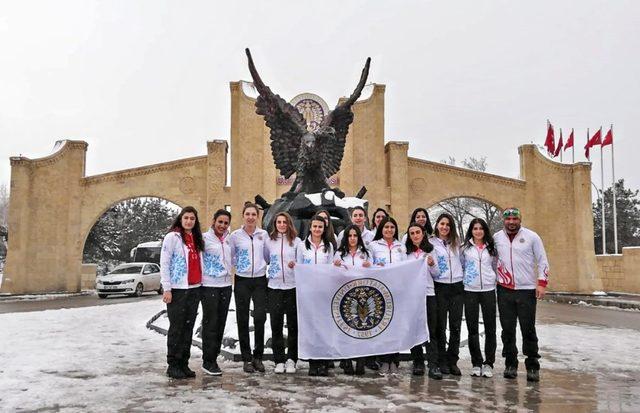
[
  {"left": 427, "top": 196, "right": 503, "bottom": 241},
  {"left": 82, "top": 197, "right": 181, "bottom": 275}
]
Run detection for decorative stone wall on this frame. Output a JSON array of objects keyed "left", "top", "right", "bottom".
[
  {"left": 596, "top": 247, "right": 640, "bottom": 293},
  {"left": 2, "top": 80, "right": 604, "bottom": 294}
]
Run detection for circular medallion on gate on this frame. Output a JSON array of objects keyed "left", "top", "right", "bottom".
[{"left": 331, "top": 278, "right": 394, "bottom": 339}]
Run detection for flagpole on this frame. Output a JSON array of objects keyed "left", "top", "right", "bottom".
[
  {"left": 611, "top": 124, "right": 618, "bottom": 254},
  {"left": 572, "top": 128, "right": 575, "bottom": 163},
  {"left": 560, "top": 128, "right": 563, "bottom": 162},
  {"left": 599, "top": 127, "right": 606, "bottom": 254}
]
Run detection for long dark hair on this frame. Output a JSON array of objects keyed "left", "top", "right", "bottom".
[
  {"left": 370, "top": 208, "right": 389, "bottom": 231},
  {"left": 337, "top": 224, "right": 370, "bottom": 259},
  {"left": 169, "top": 206, "right": 204, "bottom": 251},
  {"left": 373, "top": 216, "right": 399, "bottom": 241},
  {"left": 410, "top": 208, "right": 433, "bottom": 235},
  {"left": 463, "top": 218, "right": 497, "bottom": 256},
  {"left": 305, "top": 214, "right": 333, "bottom": 252},
  {"left": 404, "top": 222, "right": 434, "bottom": 253},
  {"left": 434, "top": 213, "right": 459, "bottom": 250},
  {"left": 269, "top": 212, "right": 298, "bottom": 246},
  {"left": 316, "top": 209, "right": 338, "bottom": 248}
]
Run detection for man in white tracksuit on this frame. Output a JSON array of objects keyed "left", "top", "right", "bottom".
[{"left": 494, "top": 208, "right": 549, "bottom": 382}]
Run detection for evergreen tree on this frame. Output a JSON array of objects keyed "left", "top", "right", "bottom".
[{"left": 593, "top": 179, "right": 640, "bottom": 254}]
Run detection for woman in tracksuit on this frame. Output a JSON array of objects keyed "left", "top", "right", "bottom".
[
  {"left": 264, "top": 212, "right": 301, "bottom": 374},
  {"left": 401, "top": 207, "right": 434, "bottom": 244},
  {"left": 460, "top": 218, "right": 498, "bottom": 378},
  {"left": 227, "top": 202, "right": 269, "bottom": 374},
  {"left": 160, "top": 206, "right": 205, "bottom": 379},
  {"left": 430, "top": 213, "right": 465, "bottom": 376},
  {"left": 333, "top": 224, "right": 373, "bottom": 376},
  {"left": 404, "top": 222, "right": 442, "bottom": 380},
  {"left": 201, "top": 208, "right": 233, "bottom": 377},
  {"left": 297, "top": 214, "right": 335, "bottom": 376},
  {"left": 369, "top": 216, "right": 406, "bottom": 375}
]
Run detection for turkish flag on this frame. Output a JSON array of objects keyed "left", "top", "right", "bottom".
[
  {"left": 564, "top": 129, "right": 574, "bottom": 150},
  {"left": 589, "top": 128, "right": 602, "bottom": 146},
  {"left": 602, "top": 127, "right": 613, "bottom": 147},
  {"left": 554, "top": 131, "right": 563, "bottom": 157},
  {"left": 544, "top": 122, "right": 555, "bottom": 155}
]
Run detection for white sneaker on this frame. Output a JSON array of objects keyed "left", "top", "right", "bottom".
[
  {"left": 378, "top": 362, "right": 390, "bottom": 376},
  {"left": 471, "top": 366, "right": 482, "bottom": 377},
  {"left": 274, "top": 363, "right": 285, "bottom": 374},
  {"left": 481, "top": 364, "right": 493, "bottom": 378},
  {"left": 285, "top": 359, "right": 296, "bottom": 374}
]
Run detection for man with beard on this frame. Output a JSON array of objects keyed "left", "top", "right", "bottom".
[{"left": 493, "top": 208, "right": 549, "bottom": 382}]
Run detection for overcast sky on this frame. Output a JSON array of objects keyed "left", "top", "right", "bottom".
[{"left": 1, "top": 1, "right": 638, "bottom": 198}]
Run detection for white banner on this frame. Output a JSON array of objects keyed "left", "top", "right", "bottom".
[{"left": 296, "top": 259, "right": 428, "bottom": 359}]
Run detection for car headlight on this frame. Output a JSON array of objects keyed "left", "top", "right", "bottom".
[{"left": 122, "top": 279, "right": 135, "bottom": 284}]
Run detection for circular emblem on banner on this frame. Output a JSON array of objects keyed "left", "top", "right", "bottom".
[
  {"left": 331, "top": 278, "right": 394, "bottom": 339},
  {"left": 290, "top": 93, "right": 329, "bottom": 132}
]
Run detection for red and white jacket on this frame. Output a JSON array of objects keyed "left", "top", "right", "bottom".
[{"left": 494, "top": 227, "right": 550, "bottom": 290}]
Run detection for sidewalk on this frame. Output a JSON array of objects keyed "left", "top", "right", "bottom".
[{"left": 546, "top": 292, "right": 640, "bottom": 310}]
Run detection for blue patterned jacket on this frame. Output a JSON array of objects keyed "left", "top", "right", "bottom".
[{"left": 160, "top": 231, "right": 204, "bottom": 291}]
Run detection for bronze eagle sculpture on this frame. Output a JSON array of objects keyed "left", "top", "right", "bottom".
[{"left": 245, "top": 48, "right": 371, "bottom": 195}]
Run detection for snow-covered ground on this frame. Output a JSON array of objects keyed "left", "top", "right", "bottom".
[{"left": 1, "top": 297, "right": 639, "bottom": 412}]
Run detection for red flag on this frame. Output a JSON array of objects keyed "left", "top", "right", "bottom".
[
  {"left": 554, "top": 131, "right": 563, "bottom": 157},
  {"left": 544, "top": 122, "right": 555, "bottom": 154},
  {"left": 564, "top": 129, "right": 574, "bottom": 150},
  {"left": 589, "top": 128, "right": 602, "bottom": 146},
  {"left": 584, "top": 129, "right": 592, "bottom": 159},
  {"left": 602, "top": 127, "right": 613, "bottom": 147}
]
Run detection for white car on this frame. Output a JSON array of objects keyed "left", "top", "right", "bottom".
[{"left": 96, "top": 262, "right": 163, "bottom": 299}]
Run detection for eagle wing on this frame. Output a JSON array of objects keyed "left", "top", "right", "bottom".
[
  {"left": 318, "top": 57, "right": 371, "bottom": 179},
  {"left": 246, "top": 49, "right": 307, "bottom": 178}
]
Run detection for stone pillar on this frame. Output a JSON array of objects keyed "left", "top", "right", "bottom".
[
  {"left": 2, "top": 140, "right": 87, "bottom": 294},
  {"left": 385, "top": 141, "right": 410, "bottom": 230},
  {"left": 206, "top": 140, "right": 229, "bottom": 222}
]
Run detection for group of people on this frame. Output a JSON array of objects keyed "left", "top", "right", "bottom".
[{"left": 160, "top": 203, "right": 549, "bottom": 383}]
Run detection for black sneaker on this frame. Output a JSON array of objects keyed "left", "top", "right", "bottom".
[
  {"left": 412, "top": 361, "right": 426, "bottom": 376},
  {"left": 243, "top": 361, "right": 255, "bottom": 373},
  {"left": 166, "top": 365, "right": 186, "bottom": 379},
  {"left": 366, "top": 359, "right": 379, "bottom": 371},
  {"left": 182, "top": 365, "right": 196, "bottom": 378},
  {"left": 308, "top": 366, "right": 319, "bottom": 376},
  {"left": 342, "top": 360, "right": 355, "bottom": 375},
  {"left": 526, "top": 369, "right": 540, "bottom": 382},
  {"left": 449, "top": 364, "right": 461, "bottom": 376},
  {"left": 203, "top": 361, "right": 222, "bottom": 376},
  {"left": 440, "top": 365, "right": 451, "bottom": 375},
  {"left": 428, "top": 366, "right": 443, "bottom": 380},
  {"left": 252, "top": 358, "right": 265, "bottom": 373},
  {"left": 355, "top": 359, "right": 365, "bottom": 376},
  {"left": 503, "top": 366, "right": 518, "bottom": 379}
]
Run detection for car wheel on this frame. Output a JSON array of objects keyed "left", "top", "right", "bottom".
[
  {"left": 98, "top": 293, "right": 108, "bottom": 299},
  {"left": 156, "top": 285, "right": 163, "bottom": 295},
  {"left": 132, "top": 283, "right": 144, "bottom": 297}
]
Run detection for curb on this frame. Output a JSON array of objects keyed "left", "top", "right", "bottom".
[{"left": 546, "top": 294, "right": 640, "bottom": 310}]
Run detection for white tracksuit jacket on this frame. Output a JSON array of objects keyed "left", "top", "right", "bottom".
[
  {"left": 459, "top": 241, "right": 498, "bottom": 292},
  {"left": 493, "top": 227, "right": 550, "bottom": 290},
  {"left": 202, "top": 229, "right": 232, "bottom": 288}
]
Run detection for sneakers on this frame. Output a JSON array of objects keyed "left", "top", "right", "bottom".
[
  {"left": 526, "top": 369, "right": 540, "bottom": 382},
  {"left": 503, "top": 365, "right": 518, "bottom": 379},
  {"left": 166, "top": 365, "right": 186, "bottom": 379},
  {"left": 285, "top": 359, "right": 297, "bottom": 374},
  {"left": 378, "top": 362, "right": 390, "bottom": 376},
  {"left": 355, "top": 359, "right": 365, "bottom": 376},
  {"left": 252, "top": 359, "right": 265, "bottom": 373},
  {"left": 471, "top": 366, "right": 482, "bottom": 377},
  {"left": 274, "top": 363, "right": 286, "bottom": 374},
  {"left": 412, "top": 361, "right": 426, "bottom": 376},
  {"left": 182, "top": 365, "right": 196, "bottom": 378},
  {"left": 428, "top": 366, "right": 443, "bottom": 380},
  {"left": 202, "top": 361, "right": 222, "bottom": 376},
  {"left": 449, "top": 364, "right": 462, "bottom": 376},
  {"left": 243, "top": 361, "right": 255, "bottom": 373},
  {"left": 481, "top": 364, "right": 493, "bottom": 378}
]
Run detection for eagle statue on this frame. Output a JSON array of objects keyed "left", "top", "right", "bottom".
[{"left": 245, "top": 48, "right": 371, "bottom": 195}]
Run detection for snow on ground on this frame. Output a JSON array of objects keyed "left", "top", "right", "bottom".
[{"left": 1, "top": 298, "right": 640, "bottom": 412}]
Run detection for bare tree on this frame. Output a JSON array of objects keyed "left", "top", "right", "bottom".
[{"left": 0, "top": 183, "right": 8, "bottom": 227}]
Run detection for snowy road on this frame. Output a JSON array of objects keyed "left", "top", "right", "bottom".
[{"left": 1, "top": 297, "right": 639, "bottom": 412}]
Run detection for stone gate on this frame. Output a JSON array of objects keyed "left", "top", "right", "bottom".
[{"left": 2, "top": 82, "right": 602, "bottom": 294}]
